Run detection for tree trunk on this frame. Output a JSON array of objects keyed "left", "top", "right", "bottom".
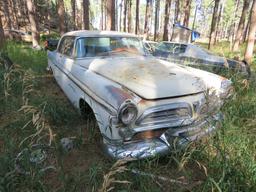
[
  {"left": 154, "top": 0, "right": 160, "bottom": 41},
  {"left": 127, "top": 0, "right": 132, "bottom": 32},
  {"left": 106, "top": 0, "right": 115, "bottom": 30},
  {"left": 174, "top": 0, "right": 180, "bottom": 23},
  {"left": 112, "top": 0, "right": 116, "bottom": 30},
  {"left": 244, "top": 0, "right": 256, "bottom": 64},
  {"left": 71, "top": 0, "right": 76, "bottom": 30},
  {"left": 101, "top": 0, "right": 104, "bottom": 30},
  {"left": 233, "top": 0, "right": 250, "bottom": 51},
  {"left": 119, "top": 0, "right": 123, "bottom": 31},
  {"left": 208, "top": 0, "right": 220, "bottom": 49},
  {"left": 83, "top": 0, "right": 90, "bottom": 30},
  {"left": 26, "top": 0, "right": 40, "bottom": 48},
  {"left": 123, "top": 0, "right": 127, "bottom": 32},
  {"left": 57, "top": 0, "right": 65, "bottom": 35},
  {"left": 115, "top": 0, "right": 118, "bottom": 30},
  {"left": 106, "top": 0, "right": 111, "bottom": 30},
  {"left": 230, "top": 0, "right": 240, "bottom": 49},
  {"left": 3, "top": 0, "right": 12, "bottom": 37},
  {"left": 46, "top": 0, "right": 51, "bottom": 33},
  {"left": 144, "top": 0, "right": 153, "bottom": 39},
  {"left": 135, "top": 0, "right": 140, "bottom": 34},
  {"left": 183, "top": 0, "right": 191, "bottom": 27},
  {"left": 214, "top": 1, "right": 224, "bottom": 43},
  {"left": 242, "top": 15, "right": 250, "bottom": 43},
  {"left": 0, "top": 15, "right": 5, "bottom": 50},
  {"left": 163, "top": 0, "right": 172, "bottom": 41},
  {"left": 10, "top": 0, "right": 19, "bottom": 29}
]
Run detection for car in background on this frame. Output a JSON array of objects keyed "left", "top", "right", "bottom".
[
  {"left": 143, "top": 40, "right": 157, "bottom": 53},
  {"left": 47, "top": 30, "right": 232, "bottom": 159},
  {"left": 153, "top": 41, "right": 250, "bottom": 77},
  {"left": 4, "top": 29, "right": 32, "bottom": 42}
]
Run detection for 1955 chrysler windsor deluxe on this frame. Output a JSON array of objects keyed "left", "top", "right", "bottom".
[{"left": 47, "top": 30, "right": 232, "bottom": 159}]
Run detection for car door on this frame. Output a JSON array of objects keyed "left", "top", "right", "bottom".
[
  {"left": 54, "top": 37, "right": 68, "bottom": 85},
  {"left": 55, "top": 36, "right": 79, "bottom": 106}
]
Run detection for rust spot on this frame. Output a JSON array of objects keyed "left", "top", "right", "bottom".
[
  {"left": 106, "top": 86, "right": 132, "bottom": 104},
  {"left": 138, "top": 99, "right": 149, "bottom": 106},
  {"left": 132, "top": 129, "right": 166, "bottom": 141}
]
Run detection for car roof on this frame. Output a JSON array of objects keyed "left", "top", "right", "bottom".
[{"left": 64, "top": 30, "right": 138, "bottom": 38}]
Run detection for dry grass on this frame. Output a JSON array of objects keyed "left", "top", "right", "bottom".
[{"left": 99, "top": 158, "right": 134, "bottom": 192}]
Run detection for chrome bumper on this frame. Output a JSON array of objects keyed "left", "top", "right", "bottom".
[{"left": 103, "top": 113, "right": 222, "bottom": 159}]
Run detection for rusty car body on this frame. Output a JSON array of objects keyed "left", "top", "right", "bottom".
[{"left": 47, "top": 30, "right": 232, "bottom": 159}]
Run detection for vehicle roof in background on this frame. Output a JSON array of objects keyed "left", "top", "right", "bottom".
[
  {"left": 143, "top": 40, "right": 157, "bottom": 44},
  {"left": 160, "top": 41, "right": 191, "bottom": 45},
  {"left": 64, "top": 30, "right": 138, "bottom": 38}
]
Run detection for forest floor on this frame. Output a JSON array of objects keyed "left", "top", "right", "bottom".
[{"left": 0, "top": 41, "right": 256, "bottom": 192}]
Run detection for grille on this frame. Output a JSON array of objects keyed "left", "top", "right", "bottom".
[{"left": 136, "top": 103, "right": 192, "bottom": 126}]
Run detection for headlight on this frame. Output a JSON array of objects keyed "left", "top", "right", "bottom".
[{"left": 118, "top": 100, "right": 138, "bottom": 125}]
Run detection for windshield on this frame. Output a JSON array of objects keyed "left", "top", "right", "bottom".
[{"left": 75, "top": 37, "right": 147, "bottom": 58}]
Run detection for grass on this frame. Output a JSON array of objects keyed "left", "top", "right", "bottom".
[{"left": 0, "top": 40, "right": 256, "bottom": 191}]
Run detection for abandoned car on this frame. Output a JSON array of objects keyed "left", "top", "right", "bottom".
[
  {"left": 153, "top": 41, "right": 250, "bottom": 76},
  {"left": 47, "top": 30, "right": 232, "bottom": 159}
]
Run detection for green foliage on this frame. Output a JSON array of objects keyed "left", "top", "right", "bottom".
[
  {"left": 6, "top": 41, "right": 47, "bottom": 74},
  {"left": 40, "top": 32, "right": 61, "bottom": 42}
]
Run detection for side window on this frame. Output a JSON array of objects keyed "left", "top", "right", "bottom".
[{"left": 58, "top": 36, "right": 75, "bottom": 57}]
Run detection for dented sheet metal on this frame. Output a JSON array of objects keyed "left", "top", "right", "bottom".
[{"left": 47, "top": 30, "right": 232, "bottom": 159}]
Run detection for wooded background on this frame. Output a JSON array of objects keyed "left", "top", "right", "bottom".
[{"left": 0, "top": 0, "right": 255, "bottom": 63}]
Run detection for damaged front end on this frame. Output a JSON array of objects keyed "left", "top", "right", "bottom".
[
  {"left": 102, "top": 90, "right": 226, "bottom": 159},
  {"left": 104, "top": 114, "right": 222, "bottom": 159}
]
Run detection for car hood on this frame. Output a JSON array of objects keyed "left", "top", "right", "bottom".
[{"left": 89, "top": 57, "right": 206, "bottom": 99}]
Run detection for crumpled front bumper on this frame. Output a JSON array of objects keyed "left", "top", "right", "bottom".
[{"left": 103, "top": 113, "right": 222, "bottom": 159}]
